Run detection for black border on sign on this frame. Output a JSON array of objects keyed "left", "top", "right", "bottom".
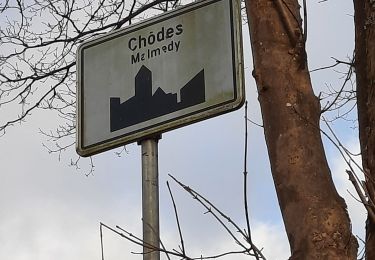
[{"left": 78, "top": 0, "right": 242, "bottom": 156}]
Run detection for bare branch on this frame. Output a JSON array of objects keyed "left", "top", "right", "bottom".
[
  {"left": 169, "top": 174, "right": 266, "bottom": 259},
  {"left": 346, "top": 170, "right": 375, "bottom": 223}
]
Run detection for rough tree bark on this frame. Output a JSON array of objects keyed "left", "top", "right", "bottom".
[
  {"left": 354, "top": 1, "right": 375, "bottom": 259},
  {"left": 244, "top": 0, "right": 358, "bottom": 259}
]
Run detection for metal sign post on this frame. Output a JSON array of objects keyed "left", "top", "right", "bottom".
[{"left": 139, "top": 136, "right": 161, "bottom": 260}]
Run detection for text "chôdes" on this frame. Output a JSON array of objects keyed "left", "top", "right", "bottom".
[{"left": 128, "top": 24, "right": 183, "bottom": 51}]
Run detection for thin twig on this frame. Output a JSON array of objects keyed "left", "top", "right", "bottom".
[
  {"left": 302, "top": 0, "right": 307, "bottom": 44},
  {"left": 310, "top": 57, "right": 354, "bottom": 73},
  {"left": 157, "top": 234, "right": 172, "bottom": 260},
  {"left": 167, "top": 181, "right": 186, "bottom": 256},
  {"left": 243, "top": 101, "right": 259, "bottom": 259},
  {"left": 321, "top": 59, "right": 354, "bottom": 114},
  {"left": 247, "top": 118, "right": 263, "bottom": 128},
  {"left": 100, "top": 223, "right": 105, "bottom": 260},
  {"left": 346, "top": 170, "right": 375, "bottom": 223}
]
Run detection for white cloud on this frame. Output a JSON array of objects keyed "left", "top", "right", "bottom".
[{"left": 252, "top": 222, "right": 290, "bottom": 260}]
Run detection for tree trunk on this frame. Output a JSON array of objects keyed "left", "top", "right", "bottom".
[
  {"left": 353, "top": 1, "right": 375, "bottom": 259},
  {"left": 244, "top": 0, "right": 358, "bottom": 258}
]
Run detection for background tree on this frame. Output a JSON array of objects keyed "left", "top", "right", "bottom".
[
  {"left": 354, "top": 0, "right": 375, "bottom": 259},
  {"left": 0, "top": 0, "right": 373, "bottom": 259},
  {"left": 245, "top": 0, "right": 358, "bottom": 258}
]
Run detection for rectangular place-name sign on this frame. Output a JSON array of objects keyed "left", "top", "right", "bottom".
[{"left": 76, "top": 0, "right": 244, "bottom": 156}]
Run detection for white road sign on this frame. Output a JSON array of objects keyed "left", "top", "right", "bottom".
[{"left": 77, "top": 0, "right": 244, "bottom": 156}]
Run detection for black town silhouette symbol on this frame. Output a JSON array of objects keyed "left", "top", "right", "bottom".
[{"left": 110, "top": 65, "right": 206, "bottom": 132}]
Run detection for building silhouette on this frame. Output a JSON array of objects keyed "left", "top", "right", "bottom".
[{"left": 110, "top": 65, "right": 205, "bottom": 132}]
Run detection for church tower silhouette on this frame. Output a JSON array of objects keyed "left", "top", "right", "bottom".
[{"left": 135, "top": 66, "right": 152, "bottom": 100}]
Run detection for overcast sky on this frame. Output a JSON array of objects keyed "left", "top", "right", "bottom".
[{"left": 0, "top": 0, "right": 365, "bottom": 259}]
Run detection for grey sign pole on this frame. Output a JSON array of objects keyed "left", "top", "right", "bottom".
[{"left": 139, "top": 136, "right": 161, "bottom": 260}]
